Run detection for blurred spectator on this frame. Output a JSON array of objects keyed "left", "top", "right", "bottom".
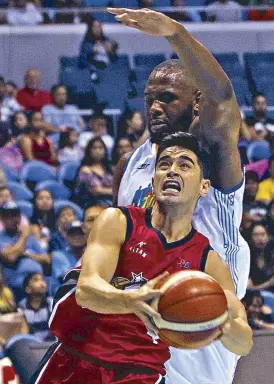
[
  {"left": 30, "top": 189, "right": 56, "bottom": 245},
  {"left": 243, "top": 171, "right": 267, "bottom": 220},
  {"left": 138, "top": 0, "right": 153, "bottom": 6},
  {"left": 52, "top": 220, "right": 87, "bottom": 294},
  {"left": 53, "top": 0, "right": 84, "bottom": 24},
  {"left": 79, "top": 18, "right": 118, "bottom": 77},
  {"left": 267, "top": 199, "right": 274, "bottom": 238},
  {"left": 0, "top": 187, "right": 28, "bottom": 232},
  {"left": 58, "top": 128, "right": 83, "bottom": 164},
  {"left": 0, "top": 76, "right": 21, "bottom": 122},
  {"left": 16, "top": 68, "right": 52, "bottom": 112},
  {"left": 18, "top": 273, "right": 54, "bottom": 341},
  {"left": 207, "top": 0, "right": 242, "bottom": 21},
  {"left": 0, "top": 202, "right": 49, "bottom": 296},
  {"left": 249, "top": 0, "right": 274, "bottom": 20},
  {"left": 79, "top": 112, "right": 114, "bottom": 158},
  {"left": 5, "top": 81, "right": 18, "bottom": 100},
  {"left": 111, "top": 137, "right": 133, "bottom": 167},
  {"left": 49, "top": 205, "right": 77, "bottom": 252},
  {"left": 256, "top": 156, "right": 274, "bottom": 204},
  {"left": 245, "top": 93, "right": 274, "bottom": 141},
  {"left": 83, "top": 203, "right": 107, "bottom": 236},
  {"left": 74, "top": 137, "right": 113, "bottom": 208},
  {"left": 242, "top": 290, "right": 274, "bottom": 329},
  {"left": 42, "top": 84, "right": 85, "bottom": 133},
  {"left": 248, "top": 223, "right": 274, "bottom": 292},
  {"left": 11, "top": 111, "right": 28, "bottom": 138},
  {"left": 119, "top": 109, "right": 144, "bottom": 147},
  {"left": 0, "top": 266, "right": 16, "bottom": 315},
  {"left": 0, "top": 120, "right": 24, "bottom": 172},
  {"left": 7, "top": 0, "right": 43, "bottom": 25},
  {"left": 19, "top": 111, "right": 58, "bottom": 165},
  {"left": 167, "top": 0, "right": 202, "bottom": 22}
]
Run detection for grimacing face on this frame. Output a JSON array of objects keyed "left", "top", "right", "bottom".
[
  {"left": 145, "top": 70, "right": 195, "bottom": 143},
  {"left": 153, "top": 146, "right": 210, "bottom": 207}
]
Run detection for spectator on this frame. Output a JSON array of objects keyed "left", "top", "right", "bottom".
[
  {"left": 42, "top": 84, "right": 85, "bottom": 133},
  {"left": 58, "top": 128, "right": 83, "bottom": 164},
  {"left": 242, "top": 290, "right": 274, "bottom": 329},
  {"left": 83, "top": 203, "right": 107, "bottom": 235},
  {"left": 18, "top": 273, "right": 54, "bottom": 341},
  {"left": 30, "top": 189, "right": 56, "bottom": 245},
  {"left": 266, "top": 199, "right": 274, "bottom": 238},
  {"left": 0, "top": 187, "right": 28, "bottom": 232},
  {"left": 49, "top": 205, "right": 77, "bottom": 252},
  {"left": 11, "top": 111, "right": 28, "bottom": 139},
  {"left": 52, "top": 220, "right": 87, "bottom": 294},
  {"left": 248, "top": 223, "right": 274, "bottom": 292},
  {"left": 19, "top": 111, "right": 58, "bottom": 166},
  {"left": 16, "top": 68, "right": 52, "bottom": 112},
  {"left": 138, "top": 0, "right": 153, "bottom": 6},
  {"left": 119, "top": 109, "right": 144, "bottom": 147},
  {"left": 0, "top": 202, "right": 49, "bottom": 297},
  {"left": 79, "top": 112, "right": 114, "bottom": 158},
  {"left": 0, "top": 120, "right": 24, "bottom": 172},
  {"left": 79, "top": 18, "right": 118, "bottom": 77},
  {"left": 256, "top": 156, "right": 274, "bottom": 204},
  {"left": 5, "top": 81, "right": 18, "bottom": 100},
  {"left": 249, "top": 0, "right": 274, "bottom": 21},
  {"left": 7, "top": 0, "right": 43, "bottom": 25},
  {"left": 111, "top": 137, "right": 133, "bottom": 167},
  {"left": 0, "top": 76, "right": 21, "bottom": 122},
  {"left": 245, "top": 93, "right": 274, "bottom": 141},
  {"left": 243, "top": 171, "right": 267, "bottom": 220},
  {"left": 74, "top": 137, "right": 113, "bottom": 208},
  {"left": 0, "top": 266, "right": 16, "bottom": 315},
  {"left": 168, "top": 0, "right": 202, "bottom": 22},
  {"left": 207, "top": 0, "right": 242, "bottom": 21}
]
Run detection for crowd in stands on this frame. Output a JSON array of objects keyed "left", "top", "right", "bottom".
[{"left": 0, "top": 0, "right": 274, "bottom": 26}]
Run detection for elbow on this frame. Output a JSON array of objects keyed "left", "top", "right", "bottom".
[{"left": 75, "top": 284, "right": 86, "bottom": 308}]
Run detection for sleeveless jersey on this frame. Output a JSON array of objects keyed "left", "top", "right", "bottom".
[
  {"left": 49, "top": 206, "right": 211, "bottom": 375},
  {"left": 117, "top": 139, "right": 250, "bottom": 384}
]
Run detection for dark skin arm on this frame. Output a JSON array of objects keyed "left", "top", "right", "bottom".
[{"left": 112, "top": 151, "right": 132, "bottom": 207}]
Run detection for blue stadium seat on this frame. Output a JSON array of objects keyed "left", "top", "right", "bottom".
[
  {"left": 85, "top": 0, "right": 110, "bottom": 5},
  {"left": 114, "top": 0, "right": 138, "bottom": 7},
  {"left": 230, "top": 76, "right": 252, "bottom": 106},
  {"left": 58, "top": 161, "right": 80, "bottom": 188},
  {"left": 244, "top": 52, "right": 274, "bottom": 66},
  {"left": 154, "top": 0, "right": 171, "bottom": 6},
  {"left": 35, "top": 180, "right": 71, "bottom": 200},
  {"left": 133, "top": 66, "right": 151, "bottom": 83},
  {"left": 54, "top": 200, "right": 83, "bottom": 220},
  {"left": 134, "top": 54, "right": 166, "bottom": 70},
  {"left": 170, "top": 53, "right": 178, "bottom": 59},
  {"left": 185, "top": 0, "right": 205, "bottom": 5},
  {"left": 16, "top": 200, "right": 33, "bottom": 219},
  {"left": 125, "top": 98, "right": 145, "bottom": 117},
  {"left": 60, "top": 56, "right": 79, "bottom": 68},
  {"left": 8, "top": 181, "right": 33, "bottom": 201},
  {"left": 60, "top": 67, "right": 94, "bottom": 94},
  {"left": 20, "top": 161, "right": 57, "bottom": 189},
  {"left": 0, "top": 163, "right": 19, "bottom": 182},
  {"left": 247, "top": 140, "right": 271, "bottom": 162},
  {"left": 254, "top": 76, "right": 274, "bottom": 104},
  {"left": 261, "top": 290, "right": 274, "bottom": 322},
  {"left": 49, "top": 133, "right": 60, "bottom": 150},
  {"left": 131, "top": 80, "right": 146, "bottom": 97},
  {"left": 93, "top": 12, "right": 117, "bottom": 23}
]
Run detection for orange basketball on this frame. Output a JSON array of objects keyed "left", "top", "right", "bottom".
[{"left": 151, "top": 270, "right": 228, "bottom": 349}]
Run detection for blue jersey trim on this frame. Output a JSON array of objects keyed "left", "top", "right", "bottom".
[{"left": 213, "top": 173, "right": 244, "bottom": 195}]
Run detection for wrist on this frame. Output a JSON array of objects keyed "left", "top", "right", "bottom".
[{"left": 165, "top": 20, "right": 185, "bottom": 38}]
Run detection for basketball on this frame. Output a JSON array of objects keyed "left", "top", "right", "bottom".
[{"left": 151, "top": 270, "right": 228, "bottom": 349}]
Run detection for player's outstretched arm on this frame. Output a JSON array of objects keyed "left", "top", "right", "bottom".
[
  {"left": 205, "top": 250, "right": 253, "bottom": 356},
  {"left": 76, "top": 208, "right": 167, "bottom": 333},
  {"left": 108, "top": 8, "right": 242, "bottom": 189}
]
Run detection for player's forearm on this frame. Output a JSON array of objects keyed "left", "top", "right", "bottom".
[
  {"left": 166, "top": 22, "right": 233, "bottom": 103},
  {"left": 76, "top": 274, "right": 133, "bottom": 315},
  {"left": 220, "top": 317, "right": 253, "bottom": 356}
]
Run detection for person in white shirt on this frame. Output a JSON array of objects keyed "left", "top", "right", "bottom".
[
  {"left": 7, "top": 0, "right": 43, "bottom": 25},
  {"left": 58, "top": 128, "right": 83, "bottom": 164},
  {"left": 79, "top": 113, "right": 114, "bottom": 159},
  {"left": 207, "top": 0, "right": 242, "bottom": 22},
  {"left": 0, "top": 77, "right": 21, "bottom": 122}
]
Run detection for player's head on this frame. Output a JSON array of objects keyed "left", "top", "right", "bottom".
[
  {"left": 153, "top": 132, "right": 210, "bottom": 209},
  {"left": 145, "top": 60, "right": 199, "bottom": 143}
]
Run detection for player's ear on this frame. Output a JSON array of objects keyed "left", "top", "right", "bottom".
[{"left": 200, "top": 178, "right": 210, "bottom": 197}]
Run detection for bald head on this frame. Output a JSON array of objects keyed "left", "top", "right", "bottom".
[{"left": 25, "top": 68, "right": 40, "bottom": 90}]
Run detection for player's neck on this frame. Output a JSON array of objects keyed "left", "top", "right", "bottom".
[{"left": 151, "top": 203, "right": 193, "bottom": 243}]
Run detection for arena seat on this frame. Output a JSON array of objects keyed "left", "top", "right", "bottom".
[
  {"left": 16, "top": 200, "right": 33, "bottom": 218},
  {"left": 114, "top": 0, "right": 138, "bottom": 7},
  {"left": 244, "top": 52, "right": 274, "bottom": 66},
  {"left": 35, "top": 180, "right": 71, "bottom": 200},
  {"left": 20, "top": 160, "right": 57, "bottom": 190},
  {"left": 133, "top": 66, "right": 152, "bottom": 83},
  {"left": 261, "top": 291, "right": 274, "bottom": 322},
  {"left": 60, "top": 67, "right": 94, "bottom": 94},
  {"left": 154, "top": 0, "right": 171, "bottom": 6},
  {"left": 54, "top": 200, "right": 83, "bottom": 220},
  {"left": 230, "top": 76, "right": 252, "bottom": 106},
  {"left": 58, "top": 161, "right": 80, "bottom": 189},
  {"left": 133, "top": 54, "right": 166, "bottom": 70},
  {"left": 0, "top": 164, "right": 19, "bottom": 182},
  {"left": 60, "top": 56, "right": 79, "bottom": 69},
  {"left": 93, "top": 12, "right": 117, "bottom": 23},
  {"left": 254, "top": 76, "right": 274, "bottom": 105},
  {"left": 125, "top": 97, "right": 145, "bottom": 117},
  {"left": 8, "top": 181, "right": 33, "bottom": 201}
]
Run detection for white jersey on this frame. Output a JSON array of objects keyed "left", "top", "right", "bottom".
[{"left": 118, "top": 139, "right": 250, "bottom": 384}]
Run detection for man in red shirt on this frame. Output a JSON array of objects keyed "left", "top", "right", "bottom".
[{"left": 16, "top": 68, "right": 52, "bottom": 111}]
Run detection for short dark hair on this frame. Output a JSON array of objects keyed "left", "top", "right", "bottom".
[
  {"left": 56, "top": 205, "right": 76, "bottom": 220},
  {"left": 252, "top": 92, "right": 266, "bottom": 104},
  {"left": 0, "top": 76, "right": 5, "bottom": 85},
  {"left": 23, "top": 272, "right": 43, "bottom": 292},
  {"left": 6, "top": 80, "right": 17, "bottom": 88},
  {"left": 245, "top": 171, "right": 259, "bottom": 183},
  {"left": 242, "top": 290, "right": 263, "bottom": 307},
  {"left": 51, "top": 84, "right": 66, "bottom": 95},
  {"left": 156, "top": 132, "right": 211, "bottom": 178}
]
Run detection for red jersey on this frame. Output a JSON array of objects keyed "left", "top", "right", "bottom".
[{"left": 49, "top": 206, "right": 212, "bottom": 374}]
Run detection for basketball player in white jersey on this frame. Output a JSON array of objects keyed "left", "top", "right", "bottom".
[{"left": 108, "top": 8, "right": 250, "bottom": 384}]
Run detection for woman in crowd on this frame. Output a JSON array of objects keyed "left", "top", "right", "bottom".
[
  {"left": 19, "top": 111, "right": 58, "bottom": 166},
  {"left": 118, "top": 109, "right": 144, "bottom": 147},
  {"left": 266, "top": 199, "right": 274, "bottom": 238},
  {"left": 58, "top": 128, "right": 83, "bottom": 164},
  {"left": 74, "top": 137, "right": 113, "bottom": 208},
  {"left": 242, "top": 290, "right": 274, "bottom": 330},
  {"left": 11, "top": 111, "right": 29, "bottom": 138},
  {"left": 0, "top": 121, "right": 24, "bottom": 172},
  {"left": 111, "top": 136, "right": 133, "bottom": 168}
]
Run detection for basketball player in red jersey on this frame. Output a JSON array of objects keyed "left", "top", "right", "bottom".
[{"left": 30, "top": 133, "right": 252, "bottom": 384}]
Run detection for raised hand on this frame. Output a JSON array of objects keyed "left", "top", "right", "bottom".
[{"left": 107, "top": 8, "right": 178, "bottom": 37}]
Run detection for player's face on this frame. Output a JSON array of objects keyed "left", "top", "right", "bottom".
[
  {"left": 145, "top": 71, "right": 195, "bottom": 143},
  {"left": 153, "top": 146, "right": 210, "bottom": 207}
]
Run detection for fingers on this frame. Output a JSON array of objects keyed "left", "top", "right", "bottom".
[
  {"left": 140, "top": 301, "right": 162, "bottom": 319},
  {"left": 137, "top": 312, "right": 159, "bottom": 334},
  {"left": 148, "top": 271, "right": 169, "bottom": 289},
  {"left": 114, "top": 14, "right": 139, "bottom": 28}
]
